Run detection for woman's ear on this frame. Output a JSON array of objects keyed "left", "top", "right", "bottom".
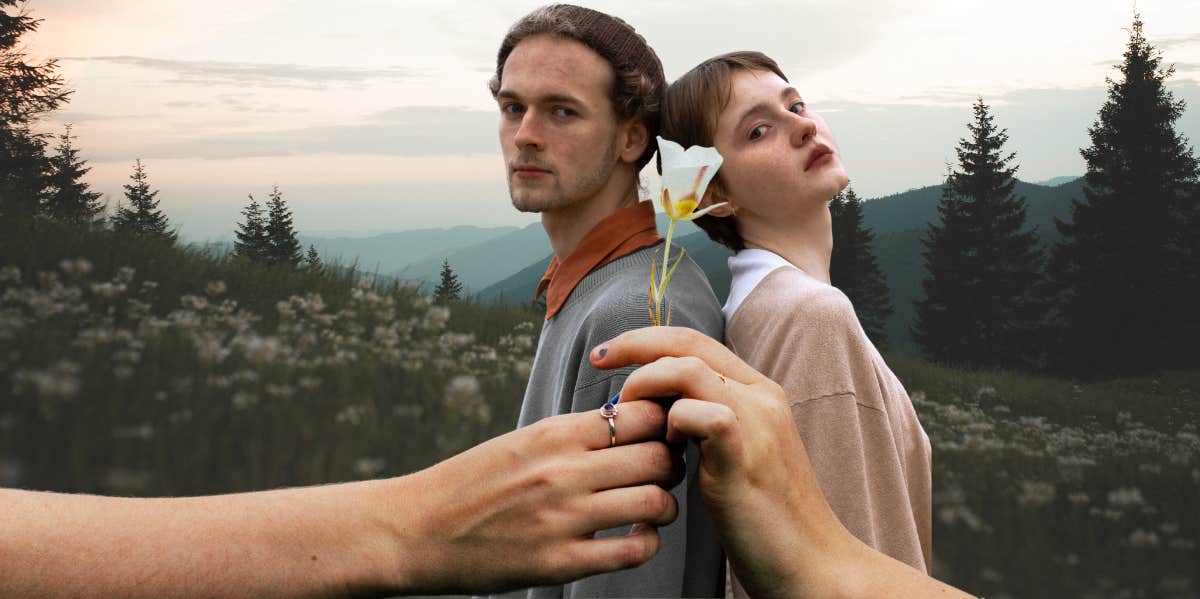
[{"left": 699, "top": 182, "right": 736, "bottom": 218}]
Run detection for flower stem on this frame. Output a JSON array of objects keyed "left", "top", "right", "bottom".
[{"left": 655, "top": 218, "right": 677, "bottom": 324}]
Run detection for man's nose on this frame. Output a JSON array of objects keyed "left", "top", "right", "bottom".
[
  {"left": 513, "top": 111, "right": 545, "bottom": 151},
  {"left": 789, "top": 114, "right": 817, "bottom": 147}
]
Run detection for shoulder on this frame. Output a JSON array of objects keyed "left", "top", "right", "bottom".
[
  {"left": 733, "top": 267, "right": 859, "bottom": 333},
  {"left": 584, "top": 245, "right": 721, "bottom": 336}
]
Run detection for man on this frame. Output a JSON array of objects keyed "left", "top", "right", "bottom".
[{"left": 489, "top": 5, "right": 725, "bottom": 598}]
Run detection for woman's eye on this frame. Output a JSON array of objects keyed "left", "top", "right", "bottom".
[
  {"left": 789, "top": 101, "right": 807, "bottom": 114},
  {"left": 749, "top": 125, "right": 766, "bottom": 141}
]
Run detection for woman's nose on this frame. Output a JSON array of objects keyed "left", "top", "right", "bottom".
[{"left": 789, "top": 114, "right": 817, "bottom": 147}]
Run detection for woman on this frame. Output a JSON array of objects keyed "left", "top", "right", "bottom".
[{"left": 659, "top": 51, "right": 933, "bottom": 592}]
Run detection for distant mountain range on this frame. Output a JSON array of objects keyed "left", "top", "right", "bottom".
[{"left": 200, "top": 176, "right": 1085, "bottom": 351}]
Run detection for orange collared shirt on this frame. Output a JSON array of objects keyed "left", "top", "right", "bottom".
[{"left": 536, "top": 200, "right": 662, "bottom": 319}]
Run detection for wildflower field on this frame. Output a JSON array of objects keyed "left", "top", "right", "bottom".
[{"left": 2, "top": 217, "right": 1197, "bottom": 598}]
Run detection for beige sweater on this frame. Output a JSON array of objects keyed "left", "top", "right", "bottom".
[{"left": 723, "top": 259, "right": 932, "bottom": 595}]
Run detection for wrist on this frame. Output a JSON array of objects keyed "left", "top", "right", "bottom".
[{"left": 354, "top": 475, "right": 427, "bottom": 595}]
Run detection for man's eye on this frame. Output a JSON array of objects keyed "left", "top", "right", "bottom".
[
  {"left": 501, "top": 103, "right": 524, "bottom": 115},
  {"left": 749, "top": 125, "right": 766, "bottom": 141},
  {"left": 553, "top": 107, "right": 576, "bottom": 118},
  {"left": 789, "top": 101, "right": 807, "bottom": 114}
]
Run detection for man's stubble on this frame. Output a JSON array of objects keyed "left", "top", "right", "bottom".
[{"left": 509, "top": 133, "right": 618, "bottom": 214}]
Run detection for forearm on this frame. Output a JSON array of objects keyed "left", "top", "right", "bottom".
[{"left": 0, "top": 480, "right": 409, "bottom": 599}]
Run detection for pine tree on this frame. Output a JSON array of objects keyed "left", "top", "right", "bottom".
[
  {"left": 1048, "top": 13, "right": 1200, "bottom": 376},
  {"left": 913, "top": 99, "right": 1044, "bottom": 369},
  {"left": 0, "top": 0, "right": 71, "bottom": 218},
  {"left": 434, "top": 259, "right": 463, "bottom": 304},
  {"left": 44, "top": 124, "right": 102, "bottom": 225},
  {"left": 305, "top": 244, "right": 321, "bottom": 271},
  {"left": 263, "top": 185, "right": 301, "bottom": 266},
  {"left": 233, "top": 194, "right": 268, "bottom": 262},
  {"left": 830, "top": 184, "right": 893, "bottom": 348},
  {"left": 111, "top": 159, "right": 174, "bottom": 242}
]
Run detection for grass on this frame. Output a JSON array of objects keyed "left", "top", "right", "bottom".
[{"left": 2, "top": 216, "right": 1196, "bottom": 598}]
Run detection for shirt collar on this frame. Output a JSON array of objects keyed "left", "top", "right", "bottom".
[{"left": 536, "top": 200, "right": 662, "bottom": 319}]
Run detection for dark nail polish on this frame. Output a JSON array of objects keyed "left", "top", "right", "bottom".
[{"left": 597, "top": 347, "right": 608, "bottom": 358}]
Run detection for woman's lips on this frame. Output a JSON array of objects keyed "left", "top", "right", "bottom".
[{"left": 805, "top": 146, "right": 834, "bottom": 171}]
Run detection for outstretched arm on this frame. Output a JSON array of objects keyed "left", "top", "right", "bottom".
[
  {"left": 593, "top": 327, "right": 975, "bottom": 599},
  {"left": 0, "top": 400, "right": 682, "bottom": 599}
]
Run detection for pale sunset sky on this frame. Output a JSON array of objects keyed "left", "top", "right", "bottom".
[{"left": 22, "top": 0, "right": 1200, "bottom": 241}]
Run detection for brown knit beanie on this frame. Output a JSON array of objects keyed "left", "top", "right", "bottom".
[{"left": 488, "top": 4, "right": 665, "bottom": 170}]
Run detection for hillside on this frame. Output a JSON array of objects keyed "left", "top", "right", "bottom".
[{"left": 863, "top": 177, "right": 1083, "bottom": 349}]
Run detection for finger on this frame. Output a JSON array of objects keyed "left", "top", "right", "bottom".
[
  {"left": 580, "top": 440, "right": 684, "bottom": 492},
  {"left": 665, "top": 398, "right": 742, "bottom": 476},
  {"left": 555, "top": 526, "right": 661, "bottom": 582},
  {"left": 583, "top": 485, "right": 679, "bottom": 531},
  {"left": 590, "top": 326, "right": 763, "bottom": 385},
  {"left": 617, "top": 355, "right": 738, "bottom": 411},
  {"left": 563, "top": 399, "right": 667, "bottom": 451}
]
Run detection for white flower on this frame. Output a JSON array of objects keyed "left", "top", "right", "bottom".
[{"left": 656, "top": 137, "right": 726, "bottom": 221}]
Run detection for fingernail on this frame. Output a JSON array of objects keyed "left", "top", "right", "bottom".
[{"left": 597, "top": 346, "right": 608, "bottom": 358}]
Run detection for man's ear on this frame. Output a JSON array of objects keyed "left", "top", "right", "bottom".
[
  {"left": 699, "top": 182, "right": 736, "bottom": 218},
  {"left": 617, "top": 120, "right": 649, "bottom": 165}
]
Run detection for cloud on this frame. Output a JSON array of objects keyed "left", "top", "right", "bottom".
[
  {"left": 91, "top": 105, "right": 500, "bottom": 161},
  {"left": 1153, "top": 34, "right": 1200, "bottom": 52},
  {"left": 58, "top": 56, "right": 422, "bottom": 89},
  {"left": 47, "top": 111, "right": 160, "bottom": 123}
]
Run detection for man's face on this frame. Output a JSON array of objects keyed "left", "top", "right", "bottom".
[{"left": 496, "top": 34, "right": 621, "bottom": 213}]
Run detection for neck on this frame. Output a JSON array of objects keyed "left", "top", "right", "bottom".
[
  {"left": 739, "top": 200, "right": 833, "bottom": 284},
  {"left": 542, "top": 166, "right": 640, "bottom": 261}
]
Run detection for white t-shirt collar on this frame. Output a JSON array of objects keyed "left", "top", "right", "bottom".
[{"left": 722, "top": 248, "right": 796, "bottom": 322}]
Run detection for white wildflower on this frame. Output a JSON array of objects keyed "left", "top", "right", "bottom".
[
  {"left": 239, "top": 335, "right": 283, "bottom": 366},
  {"left": 423, "top": 305, "right": 451, "bottom": 329},
  {"left": 193, "top": 332, "right": 229, "bottom": 364},
  {"left": 115, "top": 266, "right": 136, "bottom": 284},
  {"left": 0, "top": 266, "right": 20, "bottom": 284},
  {"left": 231, "top": 392, "right": 258, "bottom": 410},
  {"left": 205, "top": 280, "right": 227, "bottom": 297},
  {"left": 1128, "top": 528, "right": 1160, "bottom": 549},
  {"left": 265, "top": 383, "right": 295, "bottom": 399},
  {"left": 58, "top": 258, "right": 92, "bottom": 278},
  {"left": 1017, "top": 481, "right": 1056, "bottom": 508},
  {"left": 90, "top": 282, "right": 127, "bottom": 299},
  {"left": 1107, "top": 487, "right": 1145, "bottom": 509},
  {"left": 1068, "top": 492, "right": 1090, "bottom": 505},
  {"left": 445, "top": 374, "right": 490, "bottom": 423},
  {"left": 353, "top": 457, "right": 386, "bottom": 478},
  {"left": 393, "top": 404, "right": 424, "bottom": 418},
  {"left": 335, "top": 405, "right": 368, "bottom": 426},
  {"left": 974, "top": 385, "right": 997, "bottom": 400}
]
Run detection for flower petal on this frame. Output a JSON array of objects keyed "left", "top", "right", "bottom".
[{"left": 683, "top": 201, "right": 729, "bottom": 221}]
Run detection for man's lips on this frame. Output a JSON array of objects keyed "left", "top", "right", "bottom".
[
  {"left": 805, "top": 145, "right": 834, "bottom": 171},
  {"left": 512, "top": 165, "right": 551, "bottom": 178}
]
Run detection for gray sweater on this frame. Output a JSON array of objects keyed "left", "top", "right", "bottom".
[{"left": 511, "top": 242, "right": 725, "bottom": 598}]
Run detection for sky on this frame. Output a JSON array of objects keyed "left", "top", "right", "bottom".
[{"left": 20, "top": 0, "right": 1200, "bottom": 241}]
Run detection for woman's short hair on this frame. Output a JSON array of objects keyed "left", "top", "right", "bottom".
[{"left": 660, "top": 51, "right": 788, "bottom": 252}]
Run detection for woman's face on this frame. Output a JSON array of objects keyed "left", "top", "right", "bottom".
[{"left": 711, "top": 69, "right": 848, "bottom": 219}]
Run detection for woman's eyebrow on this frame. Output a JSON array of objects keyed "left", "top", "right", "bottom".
[{"left": 734, "top": 86, "right": 802, "bottom": 133}]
